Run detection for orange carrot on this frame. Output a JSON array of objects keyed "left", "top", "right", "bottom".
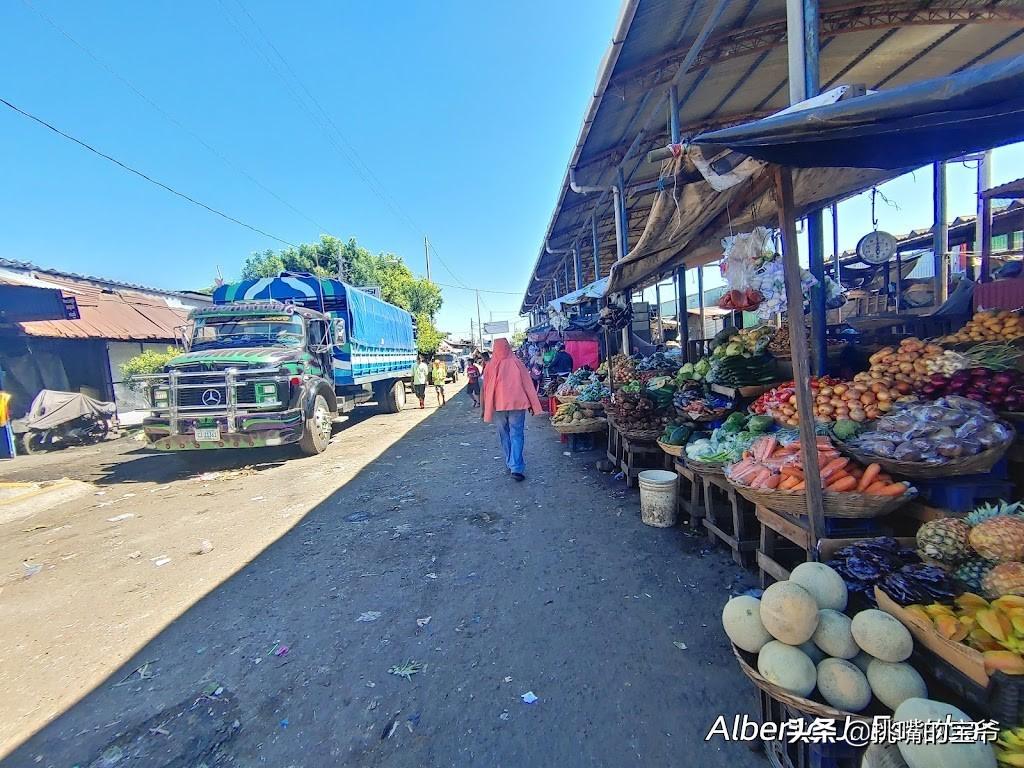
[
  {"left": 864, "top": 481, "right": 889, "bottom": 494},
  {"left": 780, "top": 466, "right": 804, "bottom": 480},
  {"left": 819, "top": 457, "right": 850, "bottom": 481},
  {"left": 827, "top": 476, "right": 858, "bottom": 492},
  {"left": 876, "top": 482, "right": 909, "bottom": 497},
  {"left": 779, "top": 476, "right": 800, "bottom": 490},
  {"left": 823, "top": 470, "right": 850, "bottom": 487},
  {"left": 792, "top": 481, "right": 806, "bottom": 491},
  {"left": 763, "top": 474, "right": 781, "bottom": 490},
  {"left": 857, "top": 463, "right": 881, "bottom": 492}
]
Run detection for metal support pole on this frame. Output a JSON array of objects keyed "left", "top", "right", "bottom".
[
  {"left": 981, "top": 197, "right": 994, "bottom": 282},
  {"left": 476, "top": 290, "right": 483, "bottom": 349},
  {"left": 669, "top": 84, "right": 680, "bottom": 145},
  {"left": 655, "top": 282, "right": 663, "bottom": 343},
  {"left": 697, "top": 266, "right": 706, "bottom": 340},
  {"left": 424, "top": 236, "right": 431, "bottom": 281},
  {"left": 808, "top": 212, "right": 827, "bottom": 375},
  {"left": 573, "top": 247, "right": 583, "bottom": 291},
  {"left": 617, "top": 167, "right": 629, "bottom": 256},
  {"left": 979, "top": 151, "right": 993, "bottom": 282},
  {"left": 933, "top": 161, "right": 948, "bottom": 304},
  {"left": 676, "top": 266, "right": 689, "bottom": 362},
  {"left": 591, "top": 216, "right": 600, "bottom": 279},
  {"left": 831, "top": 203, "right": 840, "bottom": 286}
]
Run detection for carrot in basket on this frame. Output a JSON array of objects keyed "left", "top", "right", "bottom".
[
  {"left": 780, "top": 465, "right": 804, "bottom": 480},
  {"left": 763, "top": 474, "right": 781, "bottom": 490},
  {"left": 779, "top": 476, "right": 800, "bottom": 490},
  {"left": 864, "top": 481, "right": 888, "bottom": 494},
  {"left": 857, "top": 463, "right": 882, "bottom": 492},
  {"left": 822, "top": 470, "right": 850, "bottom": 488},
  {"left": 792, "top": 480, "right": 806, "bottom": 491},
  {"left": 819, "top": 457, "right": 850, "bottom": 481},
  {"left": 875, "top": 482, "right": 909, "bottom": 497},
  {"left": 749, "top": 467, "right": 773, "bottom": 488},
  {"left": 826, "top": 476, "right": 858, "bottom": 492}
]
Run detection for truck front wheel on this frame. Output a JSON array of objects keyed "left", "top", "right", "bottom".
[
  {"left": 298, "top": 394, "right": 332, "bottom": 455},
  {"left": 378, "top": 379, "right": 406, "bottom": 414}
]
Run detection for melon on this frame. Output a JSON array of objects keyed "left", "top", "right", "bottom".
[
  {"left": 813, "top": 609, "right": 859, "bottom": 659},
  {"left": 760, "top": 581, "right": 819, "bottom": 644},
  {"left": 799, "top": 640, "right": 826, "bottom": 664},
  {"left": 790, "top": 561, "right": 848, "bottom": 611},
  {"left": 851, "top": 609, "right": 913, "bottom": 662},
  {"left": 851, "top": 651, "right": 875, "bottom": 674},
  {"left": 866, "top": 660, "right": 927, "bottom": 711},
  {"left": 894, "top": 698, "right": 996, "bottom": 768},
  {"left": 817, "top": 658, "right": 871, "bottom": 712},
  {"left": 756, "top": 641, "right": 816, "bottom": 697},
  {"left": 861, "top": 743, "right": 910, "bottom": 768},
  {"left": 722, "top": 595, "right": 772, "bottom": 653}
]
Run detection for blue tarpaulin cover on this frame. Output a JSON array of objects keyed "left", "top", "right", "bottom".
[{"left": 213, "top": 274, "right": 415, "bottom": 350}]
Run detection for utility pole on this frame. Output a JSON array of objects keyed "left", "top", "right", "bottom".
[
  {"left": 424, "top": 236, "right": 431, "bottom": 281},
  {"left": 476, "top": 290, "right": 483, "bottom": 349},
  {"left": 470, "top": 317, "right": 474, "bottom": 345}
]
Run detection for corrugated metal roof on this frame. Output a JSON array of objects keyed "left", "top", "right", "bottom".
[
  {"left": 983, "top": 176, "right": 1024, "bottom": 199},
  {"left": 0, "top": 258, "right": 203, "bottom": 300},
  {"left": 2, "top": 273, "right": 189, "bottom": 341},
  {"left": 522, "top": 0, "right": 1024, "bottom": 312}
]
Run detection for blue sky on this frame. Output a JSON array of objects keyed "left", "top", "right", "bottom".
[{"left": 2, "top": 2, "right": 1022, "bottom": 335}]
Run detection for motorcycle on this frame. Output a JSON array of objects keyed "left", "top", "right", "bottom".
[{"left": 18, "top": 390, "right": 116, "bottom": 454}]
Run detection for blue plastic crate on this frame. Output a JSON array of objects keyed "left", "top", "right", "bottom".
[{"left": 913, "top": 461, "right": 1013, "bottom": 513}]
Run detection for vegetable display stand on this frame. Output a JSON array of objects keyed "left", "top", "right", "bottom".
[
  {"left": 606, "top": 421, "right": 623, "bottom": 467},
  {"left": 673, "top": 459, "right": 705, "bottom": 522},
  {"left": 702, "top": 473, "right": 757, "bottom": 566},
  {"left": 560, "top": 432, "right": 597, "bottom": 453},
  {"left": 619, "top": 434, "right": 663, "bottom": 489},
  {"left": 753, "top": 687, "right": 865, "bottom": 768}
]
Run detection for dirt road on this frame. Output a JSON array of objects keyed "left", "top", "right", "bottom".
[{"left": 2, "top": 383, "right": 761, "bottom": 767}]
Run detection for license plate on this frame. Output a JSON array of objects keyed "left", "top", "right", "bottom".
[{"left": 194, "top": 426, "right": 221, "bottom": 442}]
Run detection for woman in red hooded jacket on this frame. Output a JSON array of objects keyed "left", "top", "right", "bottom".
[{"left": 482, "top": 338, "right": 543, "bottom": 481}]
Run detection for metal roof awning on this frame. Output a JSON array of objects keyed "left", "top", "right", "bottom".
[
  {"left": 521, "top": 0, "right": 1024, "bottom": 312},
  {"left": 0, "top": 283, "right": 71, "bottom": 324},
  {"left": 983, "top": 176, "right": 1024, "bottom": 199}
]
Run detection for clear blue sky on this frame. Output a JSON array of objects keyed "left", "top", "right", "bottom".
[
  {"left": 1, "top": 0, "right": 618, "bottom": 337},
  {"left": 2, "top": 1, "right": 1022, "bottom": 335}
]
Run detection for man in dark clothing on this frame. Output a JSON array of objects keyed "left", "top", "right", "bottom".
[{"left": 549, "top": 344, "right": 574, "bottom": 375}]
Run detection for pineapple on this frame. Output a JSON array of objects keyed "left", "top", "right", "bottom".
[
  {"left": 954, "top": 557, "right": 994, "bottom": 593},
  {"left": 916, "top": 518, "right": 972, "bottom": 566},
  {"left": 967, "top": 501, "right": 1024, "bottom": 527},
  {"left": 970, "top": 517, "right": 1024, "bottom": 563},
  {"left": 983, "top": 562, "right": 1024, "bottom": 599}
]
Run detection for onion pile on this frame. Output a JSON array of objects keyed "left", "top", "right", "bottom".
[
  {"left": 866, "top": 338, "right": 944, "bottom": 387},
  {"left": 923, "top": 368, "right": 1024, "bottom": 412}
]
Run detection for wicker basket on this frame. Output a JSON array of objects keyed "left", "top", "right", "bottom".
[
  {"left": 555, "top": 394, "right": 578, "bottom": 404},
  {"left": 686, "top": 407, "right": 731, "bottom": 424},
  {"left": 685, "top": 459, "right": 727, "bottom": 478},
  {"left": 837, "top": 435, "right": 1013, "bottom": 480},
  {"left": 733, "top": 645, "right": 872, "bottom": 722},
  {"left": 577, "top": 399, "right": 605, "bottom": 413},
  {"left": 551, "top": 417, "right": 607, "bottom": 435},
  {"left": 656, "top": 439, "right": 685, "bottom": 458},
  {"left": 616, "top": 426, "right": 663, "bottom": 442},
  {"left": 728, "top": 480, "right": 916, "bottom": 519}
]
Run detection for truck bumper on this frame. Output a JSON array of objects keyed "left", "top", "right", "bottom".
[{"left": 143, "top": 409, "right": 304, "bottom": 450}]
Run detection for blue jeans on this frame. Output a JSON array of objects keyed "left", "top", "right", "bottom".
[{"left": 494, "top": 410, "right": 526, "bottom": 474}]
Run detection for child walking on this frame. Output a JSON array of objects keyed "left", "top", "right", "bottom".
[{"left": 431, "top": 356, "right": 448, "bottom": 406}]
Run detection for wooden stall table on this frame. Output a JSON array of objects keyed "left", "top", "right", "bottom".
[
  {"left": 618, "top": 433, "right": 663, "bottom": 488},
  {"left": 673, "top": 459, "right": 704, "bottom": 521},
  {"left": 701, "top": 473, "right": 757, "bottom": 566},
  {"left": 606, "top": 421, "right": 622, "bottom": 467}
]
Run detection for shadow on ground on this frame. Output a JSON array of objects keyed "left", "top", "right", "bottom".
[{"left": 4, "top": 394, "right": 764, "bottom": 768}]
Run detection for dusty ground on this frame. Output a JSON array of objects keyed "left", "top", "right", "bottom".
[{"left": 1, "top": 382, "right": 763, "bottom": 767}]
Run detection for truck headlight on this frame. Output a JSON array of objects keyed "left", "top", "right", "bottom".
[
  {"left": 254, "top": 382, "right": 278, "bottom": 403},
  {"left": 152, "top": 387, "right": 169, "bottom": 407}
]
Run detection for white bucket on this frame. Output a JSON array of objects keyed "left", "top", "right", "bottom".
[{"left": 637, "top": 470, "right": 678, "bottom": 528}]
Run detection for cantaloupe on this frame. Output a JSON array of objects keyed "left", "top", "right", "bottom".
[
  {"left": 790, "top": 561, "right": 848, "bottom": 611},
  {"left": 866, "top": 660, "right": 927, "bottom": 711},
  {"left": 851, "top": 609, "right": 913, "bottom": 662},
  {"left": 851, "top": 651, "right": 874, "bottom": 674},
  {"left": 722, "top": 595, "right": 772, "bottom": 653},
  {"left": 799, "top": 640, "right": 825, "bottom": 664},
  {"left": 760, "top": 581, "right": 819, "bottom": 644},
  {"left": 894, "top": 698, "right": 996, "bottom": 768},
  {"left": 861, "top": 743, "right": 911, "bottom": 768},
  {"left": 817, "top": 658, "right": 871, "bottom": 712},
  {"left": 813, "top": 609, "right": 859, "bottom": 659},
  {"left": 757, "top": 641, "right": 816, "bottom": 697}
]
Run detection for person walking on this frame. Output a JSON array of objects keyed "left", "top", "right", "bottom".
[
  {"left": 430, "top": 356, "right": 448, "bottom": 406},
  {"left": 465, "top": 357, "right": 482, "bottom": 407},
  {"left": 482, "top": 338, "right": 542, "bottom": 482},
  {"left": 411, "top": 354, "right": 429, "bottom": 409}
]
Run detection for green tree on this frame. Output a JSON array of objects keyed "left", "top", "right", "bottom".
[
  {"left": 120, "top": 347, "right": 180, "bottom": 390},
  {"left": 511, "top": 330, "right": 527, "bottom": 349},
  {"left": 239, "top": 235, "right": 445, "bottom": 352}
]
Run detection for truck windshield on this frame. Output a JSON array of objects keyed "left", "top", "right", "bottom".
[{"left": 189, "top": 315, "right": 305, "bottom": 350}]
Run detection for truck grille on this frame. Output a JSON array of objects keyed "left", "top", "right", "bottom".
[{"left": 177, "top": 383, "right": 259, "bottom": 408}]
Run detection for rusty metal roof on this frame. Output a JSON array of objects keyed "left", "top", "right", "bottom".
[
  {"left": 2, "top": 273, "right": 189, "bottom": 341},
  {"left": 522, "top": 0, "right": 1024, "bottom": 311},
  {"left": 982, "top": 176, "right": 1024, "bottom": 199}
]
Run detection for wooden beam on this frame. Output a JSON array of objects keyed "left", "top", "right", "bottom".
[{"left": 774, "top": 165, "right": 825, "bottom": 558}]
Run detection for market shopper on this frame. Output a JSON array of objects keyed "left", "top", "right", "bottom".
[
  {"left": 411, "top": 354, "right": 429, "bottom": 409},
  {"left": 465, "top": 358, "right": 482, "bottom": 407},
  {"left": 482, "top": 338, "right": 542, "bottom": 481},
  {"left": 431, "top": 356, "right": 448, "bottom": 406}
]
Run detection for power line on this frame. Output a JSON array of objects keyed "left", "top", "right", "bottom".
[
  {"left": 22, "top": 0, "right": 332, "bottom": 236},
  {"left": 0, "top": 96, "right": 296, "bottom": 247},
  {"left": 430, "top": 280, "right": 522, "bottom": 296}
]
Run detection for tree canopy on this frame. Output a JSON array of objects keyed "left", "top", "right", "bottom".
[{"left": 241, "top": 235, "right": 446, "bottom": 352}]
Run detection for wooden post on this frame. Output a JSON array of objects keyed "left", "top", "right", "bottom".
[
  {"left": 774, "top": 166, "right": 824, "bottom": 558},
  {"left": 980, "top": 196, "right": 993, "bottom": 282}
]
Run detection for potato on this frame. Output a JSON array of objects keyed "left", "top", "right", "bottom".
[{"left": 833, "top": 384, "right": 848, "bottom": 395}]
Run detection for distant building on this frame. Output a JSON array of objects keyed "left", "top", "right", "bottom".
[{"left": 0, "top": 259, "right": 211, "bottom": 424}]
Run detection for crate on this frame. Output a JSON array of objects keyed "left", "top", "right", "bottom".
[
  {"left": 757, "top": 689, "right": 864, "bottom": 768},
  {"left": 912, "top": 462, "right": 1012, "bottom": 513},
  {"left": 910, "top": 644, "right": 1024, "bottom": 728},
  {"left": 559, "top": 432, "right": 596, "bottom": 453}
]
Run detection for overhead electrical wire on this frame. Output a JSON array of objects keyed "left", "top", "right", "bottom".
[
  {"left": 21, "top": 0, "right": 332, "bottom": 237},
  {"left": 0, "top": 96, "right": 297, "bottom": 247}
]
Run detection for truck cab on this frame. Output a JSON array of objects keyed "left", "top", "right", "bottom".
[{"left": 140, "top": 273, "right": 417, "bottom": 455}]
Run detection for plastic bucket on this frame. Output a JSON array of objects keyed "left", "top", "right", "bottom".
[{"left": 638, "top": 470, "right": 678, "bottom": 528}]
